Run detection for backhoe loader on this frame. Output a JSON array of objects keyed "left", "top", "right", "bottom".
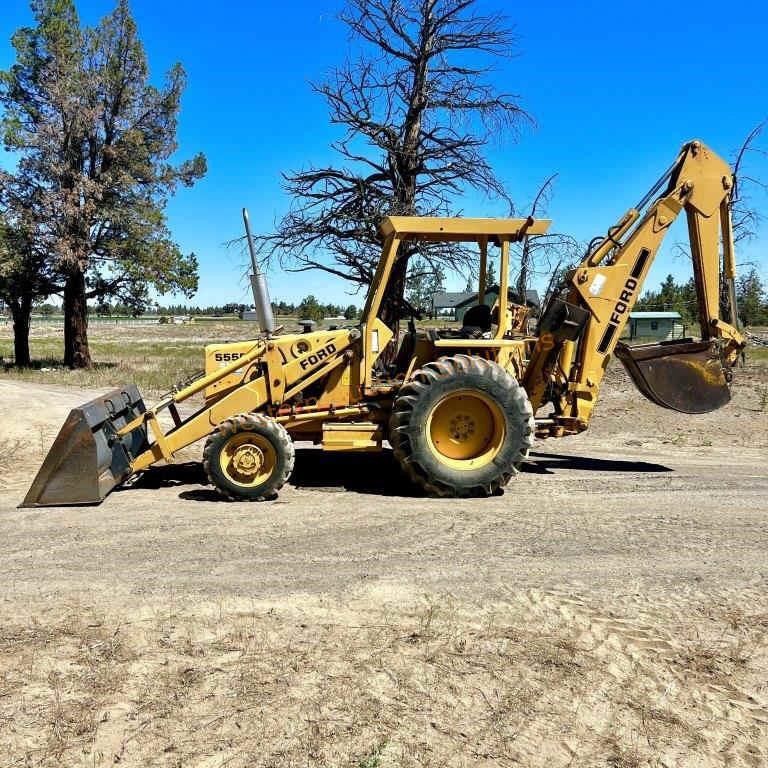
[{"left": 22, "top": 139, "right": 746, "bottom": 506}]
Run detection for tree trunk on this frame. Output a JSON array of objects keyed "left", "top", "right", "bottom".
[
  {"left": 63, "top": 267, "right": 92, "bottom": 368},
  {"left": 9, "top": 294, "right": 32, "bottom": 368},
  {"left": 517, "top": 239, "right": 530, "bottom": 303}
]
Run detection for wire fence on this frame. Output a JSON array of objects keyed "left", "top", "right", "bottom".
[
  {"left": 747, "top": 331, "right": 768, "bottom": 347},
  {"left": 25, "top": 315, "right": 162, "bottom": 327}
]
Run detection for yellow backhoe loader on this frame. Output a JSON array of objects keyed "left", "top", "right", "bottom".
[{"left": 22, "top": 139, "right": 746, "bottom": 507}]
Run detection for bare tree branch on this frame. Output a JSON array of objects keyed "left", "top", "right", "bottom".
[
  {"left": 731, "top": 119, "right": 767, "bottom": 244},
  {"left": 514, "top": 173, "right": 558, "bottom": 298},
  {"left": 259, "top": 0, "right": 532, "bottom": 286}
]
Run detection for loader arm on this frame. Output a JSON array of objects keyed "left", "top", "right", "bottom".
[
  {"left": 524, "top": 140, "right": 746, "bottom": 431},
  {"left": 21, "top": 327, "right": 362, "bottom": 507}
]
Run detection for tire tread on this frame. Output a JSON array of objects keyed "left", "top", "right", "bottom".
[
  {"left": 390, "top": 354, "right": 534, "bottom": 497},
  {"left": 203, "top": 414, "right": 295, "bottom": 501}
]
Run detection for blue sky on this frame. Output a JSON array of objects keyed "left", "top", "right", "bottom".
[{"left": 1, "top": 0, "right": 766, "bottom": 307}]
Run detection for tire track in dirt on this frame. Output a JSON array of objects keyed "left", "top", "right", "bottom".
[{"left": 497, "top": 588, "right": 768, "bottom": 766}]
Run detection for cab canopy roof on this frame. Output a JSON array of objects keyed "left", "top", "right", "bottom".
[{"left": 379, "top": 216, "right": 551, "bottom": 243}]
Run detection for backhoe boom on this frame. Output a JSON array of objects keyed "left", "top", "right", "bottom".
[{"left": 524, "top": 139, "right": 746, "bottom": 429}]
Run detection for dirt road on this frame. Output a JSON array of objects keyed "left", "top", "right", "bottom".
[
  {"left": 3, "top": 431, "right": 767, "bottom": 603},
  {"left": 1, "top": 370, "right": 767, "bottom": 767}
]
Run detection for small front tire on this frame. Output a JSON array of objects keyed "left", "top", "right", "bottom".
[{"left": 203, "top": 414, "right": 294, "bottom": 501}]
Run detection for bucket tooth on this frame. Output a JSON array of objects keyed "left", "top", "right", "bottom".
[
  {"left": 21, "top": 385, "right": 149, "bottom": 508},
  {"left": 615, "top": 340, "right": 731, "bottom": 414}
]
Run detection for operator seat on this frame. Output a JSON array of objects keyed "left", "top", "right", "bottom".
[
  {"left": 392, "top": 327, "right": 416, "bottom": 375},
  {"left": 460, "top": 304, "right": 492, "bottom": 339}
]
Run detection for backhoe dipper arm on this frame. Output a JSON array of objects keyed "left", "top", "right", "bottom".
[{"left": 524, "top": 140, "right": 746, "bottom": 431}]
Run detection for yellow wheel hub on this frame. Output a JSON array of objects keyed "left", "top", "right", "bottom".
[
  {"left": 220, "top": 432, "right": 276, "bottom": 487},
  {"left": 426, "top": 390, "right": 506, "bottom": 469}
]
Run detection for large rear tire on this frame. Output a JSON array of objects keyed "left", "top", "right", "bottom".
[
  {"left": 203, "top": 414, "right": 294, "bottom": 501},
  {"left": 389, "top": 355, "right": 534, "bottom": 497}
]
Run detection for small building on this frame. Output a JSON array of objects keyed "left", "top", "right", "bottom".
[
  {"left": 431, "top": 291, "right": 476, "bottom": 318},
  {"left": 624, "top": 311, "right": 683, "bottom": 341}
]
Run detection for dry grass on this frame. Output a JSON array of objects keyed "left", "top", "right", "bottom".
[
  {"left": 748, "top": 346, "right": 768, "bottom": 366},
  {"left": 1, "top": 595, "right": 766, "bottom": 767},
  {"left": 1, "top": 317, "right": 766, "bottom": 397},
  {"left": 0, "top": 320, "right": 257, "bottom": 395},
  {"left": 0, "top": 611, "right": 138, "bottom": 765}
]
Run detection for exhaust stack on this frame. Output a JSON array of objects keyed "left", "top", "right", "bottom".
[{"left": 242, "top": 208, "right": 275, "bottom": 335}]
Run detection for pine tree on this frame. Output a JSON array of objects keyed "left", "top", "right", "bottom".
[
  {"left": 0, "top": 212, "right": 56, "bottom": 365},
  {"left": 0, "top": 0, "right": 206, "bottom": 367},
  {"left": 406, "top": 257, "right": 445, "bottom": 316},
  {"left": 486, "top": 259, "right": 496, "bottom": 288},
  {"left": 737, "top": 268, "right": 767, "bottom": 326},
  {"left": 297, "top": 295, "right": 324, "bottom": 322}
]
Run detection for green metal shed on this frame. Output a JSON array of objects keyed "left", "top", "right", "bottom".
[{"left": 624, "top": 311, "right": 684, "bottom": 341}]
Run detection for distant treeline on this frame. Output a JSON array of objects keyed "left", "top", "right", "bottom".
[
  {"left": 635, "top": 270, "right": 767, "bottom": 326},
  {"left": 30, "top": 295, "right": 361, "bottom": 322}
]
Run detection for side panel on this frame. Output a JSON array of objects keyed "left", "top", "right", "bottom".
[
  {"left": 204, "top": 340, "right": 264, "bottom": 399},
  {"left": 277, "top": 330, "right": 358, "bottom": 397},
  {"left": 322, "top": 422, "right": 383, "bottom": 451},
  {"left": 204, "top": 329, "right": 360, "bottom": 403}
]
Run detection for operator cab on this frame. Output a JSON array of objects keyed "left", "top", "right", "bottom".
[{"left": 369, "top": 221, "right": 546, "bottom": 384}]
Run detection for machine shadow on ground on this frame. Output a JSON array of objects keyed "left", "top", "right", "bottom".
[
  {"left": 119, "top": 462, "right": 207, "bottom": 493},
  {"left": 523, "top": 451, "right": 672, "bottom": 475},
  {"left": 121, "top": 446, "right": 672, "bottom": 502},
  {"left": 289, "top": 448, "right": 419, "bottom": 496},
  {"left": 123, "top": 450, "right": 418, "bottom": 500}
]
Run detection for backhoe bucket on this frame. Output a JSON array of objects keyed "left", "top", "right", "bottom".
[
  {"left": 21, "top": 385, "right": 149, "bottom": 508},
  {"left": 614, "top": 339, "right": 731, "bottom": 414}
]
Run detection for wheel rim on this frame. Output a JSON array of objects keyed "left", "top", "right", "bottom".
[
  {"left": 219, "top": 432, "right": 277, "bottom": 488},
  {"left": 426, "top": 389, "right": 506, "bottom": 470}
]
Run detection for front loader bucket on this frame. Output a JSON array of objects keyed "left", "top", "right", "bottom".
[
  {"left": 21, "top": 385, "right": 149, "bottom": 508},
  {"left": 614, "top": 339, "right": 731, "bottom": 414}
]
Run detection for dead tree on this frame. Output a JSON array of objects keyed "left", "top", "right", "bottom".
[
  {"left": 515, "top": 173, "right": 557, "bottom": 300},
  {"left": 262, "top": 0, "right": 532, "bottom": 287},
  {"left": 731, "top": 120, "right": 767, "bottom": 244}
]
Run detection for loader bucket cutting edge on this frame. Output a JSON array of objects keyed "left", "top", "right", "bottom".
[
  {"left": 614, "top": 339, "right": 731, "bottom": 414},
  {"left": 20, "top": 385, "right": 149, "bottom": 508}
]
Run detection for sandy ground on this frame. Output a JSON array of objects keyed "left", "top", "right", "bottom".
[{"left": 0, "top": 364, "right": 767, "bottom": 767}]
